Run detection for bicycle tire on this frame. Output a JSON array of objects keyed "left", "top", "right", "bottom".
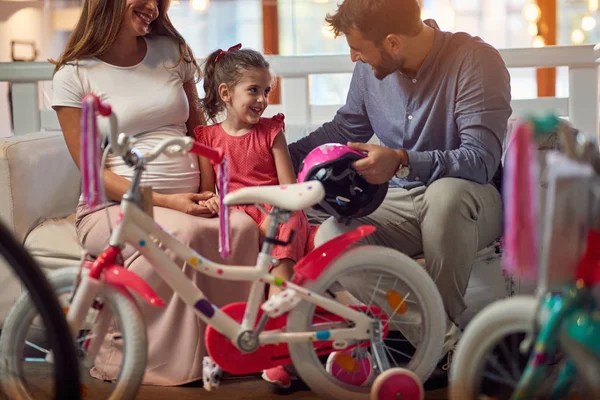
[
  {"left": 449, "top": 296, "right": 537, "bottom": 400},
  {"left": 287, "top": 245, "right": 445, "bottom": 400},
  {"left": 0, "top": 221, "right": 81, "bottom": 399},
  {"left": 2, "top": 267, "right": 147, "bottom": 400}
]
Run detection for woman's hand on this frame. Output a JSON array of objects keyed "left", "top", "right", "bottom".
[{"left": 155, "top": 192, "right": 216, "bottom": 216}]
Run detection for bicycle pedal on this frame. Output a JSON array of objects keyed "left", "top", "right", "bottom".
[
  {"left": 202, "top": 357, "right": 222, "bottom": 391},
  {"left": 261, "top": 289, "right": 301, "bottom": 318}
]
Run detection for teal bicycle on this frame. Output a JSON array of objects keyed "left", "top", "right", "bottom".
[{"left": 449, "top": 115, "right": 600, "bottom": 400}]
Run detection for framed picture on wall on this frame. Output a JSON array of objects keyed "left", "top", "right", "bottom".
[{"left": 10, "top": 40, "right": 38, "bottom": 62}]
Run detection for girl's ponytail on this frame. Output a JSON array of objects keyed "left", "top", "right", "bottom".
[{"left": 202, "top": 49, "right": 223, "bottom": 123}]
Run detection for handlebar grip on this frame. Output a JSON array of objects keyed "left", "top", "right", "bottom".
[
  {"left": 83, "top": 94, "right": 112, "bottom": 116},
  {"left": 190, "top": 141, "right": 224, "bottom": 163},
  {"left": 97, "top": 101, "right": 111, "bottom": 117}
]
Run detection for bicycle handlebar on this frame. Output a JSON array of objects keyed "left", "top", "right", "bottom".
[
  {"left": 83, "top": 94, "right": 224, "bottom": 165},
  {"left": 96, "top": 100, "right": 111, "bottom": 117},
  {"left": 142, "top": 137, "right": 223, "bottom": 165},
  {"left": 189, "top": 141, "right": 224, "bottom": 164}
]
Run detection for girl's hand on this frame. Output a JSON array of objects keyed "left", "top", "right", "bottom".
[
  {"left": 156, "top": 192, "right": 215, "bottom": 216},
  {"left": 202, "top": 196, "right": 220, "bottom": 216}
]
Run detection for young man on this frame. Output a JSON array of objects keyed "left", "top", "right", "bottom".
[{"left": 288, "top": 0, "right": 511, "bottom": 390}]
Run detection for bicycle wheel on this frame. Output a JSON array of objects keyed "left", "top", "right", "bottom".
[
  {"left": 0, "top": 221, "right": 80, "bottom": 399},
  {"left": 287, "top": 245, "right": 445, "bottom": 400},
  {"left": 0, "top": 267, "right": 147, "bottom": 400},
  {"left": 449, "top": 296, "right": 536, "bottom": 400},
  {"left": 449, "top": 296, "right": 585, "bottom": 400}
]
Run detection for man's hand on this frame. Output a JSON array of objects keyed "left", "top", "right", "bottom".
[
  {"left": 156, "top": 192, "right": 216, "bottom": 216},
  {"left": 347, "top": 142, "right": 407, "bottom": 184}
]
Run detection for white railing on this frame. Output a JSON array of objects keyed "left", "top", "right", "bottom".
[{"left": 0, "top": 44, "right": 599, "bottom": 137}]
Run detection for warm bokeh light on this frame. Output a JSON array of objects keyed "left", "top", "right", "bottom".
[
  {"left": 523, "top": 3, "right": 541, "bottom": 22},
  {"left": 527, "top": 22, "right": 538, "bottom": 36},
  {"left": 191, "top": 0, "right": 210, "bottom": 13},
  {"left": 313, "top": 0, "right": 330, "bottom": 3},
  {"left": 582, "top": 15, "right": 597, "bottom": 31},
  {"left": 532, "top": 35, "right": 545, "bottom": 47},
  {"left": 571, "top": 28, "right": 585, "bottom": 44},
  {"left": 589, "top": 0, "right": 599, "bottom": 12}
]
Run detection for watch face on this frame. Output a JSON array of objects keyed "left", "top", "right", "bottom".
[{"left": 396, "top": 166, "right": 410, "bottom": 178}]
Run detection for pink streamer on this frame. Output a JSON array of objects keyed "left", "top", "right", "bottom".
[
  {"left": 218, "top": 156, "right": 231, "bottom": 259},
  {"left": 80, "top": 94, "right": 105, "bottom": 208},
  {"left": 502, "top": 121, "right": 540, "bottom": 280}
]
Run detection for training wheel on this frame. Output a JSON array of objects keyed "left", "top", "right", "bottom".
[{"left": 370, "top": 368, "right": 424, "bottom": 400}]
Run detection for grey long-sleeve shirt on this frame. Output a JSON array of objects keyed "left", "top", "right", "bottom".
[{"left": 289, "top": 24, "right": 512, "bottom": 190}]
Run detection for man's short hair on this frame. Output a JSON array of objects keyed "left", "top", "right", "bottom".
[{"left": 325, "top": 0, "right": 422, "bottom": 43}]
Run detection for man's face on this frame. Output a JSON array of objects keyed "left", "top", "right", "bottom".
[{"left": 345, "top": 27, "right": 403, "bottom": 80}]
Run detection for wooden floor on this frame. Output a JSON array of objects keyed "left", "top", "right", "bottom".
[
  {"left": 11, "top": 363, "right": 449, "bottom": 399},
  {"left": 87, "top": 377, "right": 448, "bottom": 400}
]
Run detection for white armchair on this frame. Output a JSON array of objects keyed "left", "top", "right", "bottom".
[{"left": 0, "top": 131, "right": 82, "bottom": 325}]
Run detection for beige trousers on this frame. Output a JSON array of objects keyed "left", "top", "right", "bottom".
[{"left": 314, "top": 178, "right": 502, "bottom": 350}]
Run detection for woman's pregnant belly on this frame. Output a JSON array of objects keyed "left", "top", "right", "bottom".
[{"left": 106, "top": 129, "right": 200, "bottom": 194}]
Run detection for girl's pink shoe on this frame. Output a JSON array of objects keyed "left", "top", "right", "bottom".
[{"left": 261, "top": 365, "right": 292, "bottom": 389}]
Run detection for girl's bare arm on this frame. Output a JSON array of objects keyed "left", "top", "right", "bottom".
[{"left": 271, "top": 131, "right": 297, "bottom": 185}]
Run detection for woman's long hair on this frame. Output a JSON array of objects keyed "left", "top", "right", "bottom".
[{"left": 50, "top": 0, "right": 200, "bottom": 79}]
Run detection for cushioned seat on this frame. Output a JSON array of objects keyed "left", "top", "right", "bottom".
[
  {"left": 24, "top": 213, "right": 82, "bottom": 270},
  {"left": 0, "top": 131, "right": 80, "bottom": 326}
]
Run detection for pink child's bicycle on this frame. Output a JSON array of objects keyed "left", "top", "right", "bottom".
[{"left": 0, "top": 96, "right": 445, "bottom": 400}]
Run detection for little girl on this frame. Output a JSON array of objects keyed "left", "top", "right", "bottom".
[{"left": 195, "top": 44, "right": 309, "bottom": 389}]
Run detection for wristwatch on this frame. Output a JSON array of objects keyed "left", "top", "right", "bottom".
[{"left": 395, "top": 150, "right": 410, "bottom": 179}]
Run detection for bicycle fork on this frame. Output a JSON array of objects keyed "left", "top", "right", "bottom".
[{"left": 56, "top": 275, "right": 113, "bottom": 367}]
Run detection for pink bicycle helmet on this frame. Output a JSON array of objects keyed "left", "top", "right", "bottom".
[{"left": 297, "top": 143, "right": 388, "bottom": 222}]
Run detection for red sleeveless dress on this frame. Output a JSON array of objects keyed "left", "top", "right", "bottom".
[{"left": 195, "top": 114, "right": 308, "bottom": 262}]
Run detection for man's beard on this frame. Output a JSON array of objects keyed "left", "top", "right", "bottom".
[{"left": 373, "top": 50, "right": 403, "bottom": 80}]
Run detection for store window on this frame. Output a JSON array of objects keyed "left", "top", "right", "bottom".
[
  {"left": 168, "top": 0, "right": 264, "bottom": 57},
  {"left": 167, "top": 0, "right": 593, "bottom": 106},
  {"left": 274, "top": 0, "right": 543, "bottom": 104}
]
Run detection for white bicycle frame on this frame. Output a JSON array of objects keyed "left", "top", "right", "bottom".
[
  {"left": 65, "top": 94, "right": 376, "bottom": 368},
  {"left": 65, "top": 183, "right": 374, "bottom": 364}
]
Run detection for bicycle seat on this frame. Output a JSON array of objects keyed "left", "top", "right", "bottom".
[{"left": 224, "top": 181, "right": 325, "bottom": 211}]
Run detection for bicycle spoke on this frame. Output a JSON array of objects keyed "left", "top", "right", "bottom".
[
  {"left": 25, "top": 341, "right": 49, "bottom": 354},
  {"left": 382, "top": 344, "right": 413, "bottom": 360},
  {"left": 364, "top": 272, "right": 418, "bottom": 305},
  {"left": 366, "top": 274, "right": 383, "bottom": 314},
  {"left": 485, "top": 353, "right": 518, "bottom": 386},
  {"left": 499, "top": 337, "right": 521, "bottom": 380},
  {"left": 382, "top": 344, "right": 400, "bottom": 369},
  {"left": 75, "top": 333, "right": 97, "bottom": 343},
  {"left": 382, "top": 292, "right": 410, "bottom": 332},
  {"left": 482, "top": 370, "right": 518, "bottom": 388}
]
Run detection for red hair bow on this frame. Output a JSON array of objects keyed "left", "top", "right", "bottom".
[{"left": 215, "top": 43, "right": 242, "bottom": 63}]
